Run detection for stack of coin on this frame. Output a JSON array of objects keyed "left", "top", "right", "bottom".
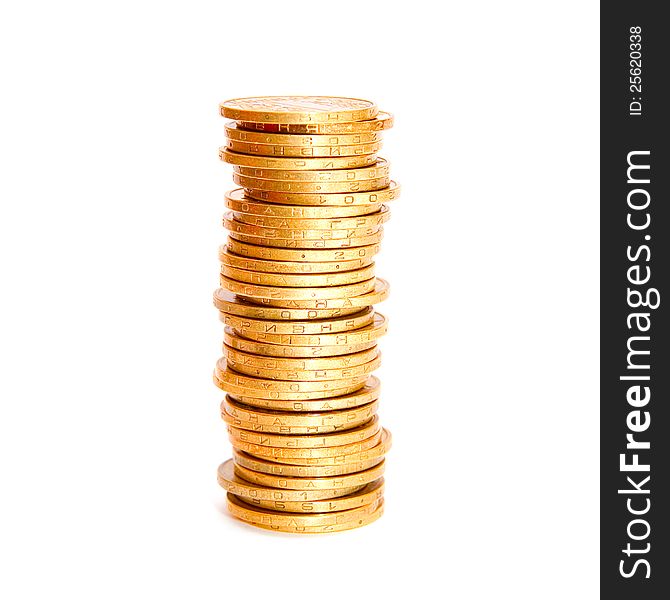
[{"left": 214, "top": 96, "right": 399, "bottom": 533}]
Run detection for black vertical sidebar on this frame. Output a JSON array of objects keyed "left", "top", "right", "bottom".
[{"left": 601, "top": 2, "right": 669, "bottom": 597}]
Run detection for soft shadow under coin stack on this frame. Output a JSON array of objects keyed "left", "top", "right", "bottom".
[{"left": 213, "top": 96, "right": 399, "bottom": 533}]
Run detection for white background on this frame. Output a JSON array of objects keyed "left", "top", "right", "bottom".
[{"left": 0, "top": 1, "right": 599, "bottom": 598}]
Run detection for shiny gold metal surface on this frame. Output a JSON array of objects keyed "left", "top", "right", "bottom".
[
  {"left": 221, "top": 148, "right": 377, "bottom": 170},
  {"left": 255, "top": 428, "right": 392, "bottom": 466},
  {"left": 232, "top": 448, "right": 384, "bottom": 477},
  {"left": 222, "top": 346, "right": 380, "bottom": 371},
  {"left": 220, "top": 96, "right": 378, "bottom": 124},
  {"left": 214, "top": 371, "right": 367, "bottom": 401},
  {"left": 223, "top": 328, "right": 378, "bottom": 358},
  {"left": 213, "top": 287, "right": 364, "bottom": 320},
  {"left": 230, "top": 204, "right": 390, "bottom": 230},
  {"left": 242, "top": 180, "right": 400, "bottom": 206},
  {"left": 222, "top": 406, "right": 375, "bottom": 435},
  {"left": 223, "top": 396, "right": 379, "bottom": 429},
  {"left": 216, "top": 96, "right": 396, "bottom": 531},
  {"left": 228, "top": 426, "right": 382, "bottom": 457},
  {"left": 236, "top": 110, "right": 393, "bottom": 134},
  {"left": 220, "top": 262, "right": 376, "bottom": 287},
  {"left": 222, "top": 278, "right": 389, "bottom": 310},
  {"left": 233, "top": 172, "right": 389, "bottom": 193},
  {"left": 226, "top": 415, "right": 380, "bottom": 449},
  {"left": 217, "top": 459, "right": 364, "bottom": 501},
  {"left": 237, "top": 477, "right": 385, "bottom": 513},
  {"left": 223, "top": 215, "right": 381, "bottom": 240},
  {"left": 219, "top": 275, "right": 376, "bottom": 301},
  {"left": 233, "top": 459, "right": 385, "bottom": 490},
  {"left": 225, "top": 188, "right": 386, "bottom": 217},
  {"left": 226, "top": 492, "right": 384, "bottom": 533},
  {"left": 219, "top": 306, "right": 375, "bottom": 335},
  {"left": 225, "top": 122, "right": 383, "bottom": 145},
  {"left": 219, "top": 247, "right": 375, "bottom": 274},
  {"left": 232, "top": 158, "right": 389, "bottom": 181},
  {"left": 226, "top": 138, "right": 383, "bottom": 158},
  {"left": 226, "top": 238, "right": 381, "bottom": 262},
  {"left": 233, "top": 312, "right": 387, "bottom": 347},
  {"left": 215, "top": 360, "right": 369, "bottom": 393},
  {"left": 229, "top": 375, "right": 380, "bottom": 412},
  {"left": 225, "top": 230, "right": 383, "bottom": 250},
  {"left": 223, "top": 354, "right": 381, "bottom": 382}
]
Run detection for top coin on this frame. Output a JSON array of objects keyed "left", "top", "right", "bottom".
[{"left": 220, "top": 96, "right": 378, "bottom": 124}]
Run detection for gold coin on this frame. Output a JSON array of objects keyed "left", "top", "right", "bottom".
[
  {"left": 213, "top": 288, "right": 363, "bottom": 320},
  {"left": 222, "top": 402, "right": 376, "bottom": 435},
  {"left": 230, "top": 498, "right": 384, "bottom": 533},
  {"left": 237, "top": 312, "right": 387, "bottom": 347},
  {"left": 225, "top": 189, "right": 384, "bottom": 218},
  {"left": 227, "top": 376, "right": 381, "bottom": 413},
  {"left": 243, "top": 180, "right": 401, "bottom": 206},
  {"left": 256, "top": 429, "right": 392, "bottom": 466},
  {"left": 226, "top": 238, "right": 380, "bottom": 262},
  {"left": 219, "top": 306, "right": 374, "bottom": 335},
  {"left": 223, "top": 327, "right": 377, "bottom": 358},
  {"left": 222, "top": 410, "right": 372, "bottom": 435},
  {"left": 219, "top": 275, "right": 376, "bottom": 301},
  {"left": 220, "top": 96, "right": 378, "bottom": 124},
  {"left": 237, "top": 111, "right": 393, "bottom": 134},
  {"left": 223, "top": 396, "right": 379, "bottom": 429},
  {"left": 234, "top": 459, "right": 385, "bottom": 490},
  {"left": 225, "top": 122, "right": 383, "bottom": 146},
  {"left": 215, "top": 360, "right": 368, "bottom": 392},
  {"left": 224, "top": 353, "right": 381, "bottom": 381},
  {"left": 219, "top": 246, "right": 374, "bottom": 274},
  {"left": 214, "top": 372, "right": 365, "bottom": 401},
  {"left": 253, "top": 452, "right": 386, "bottom": 471},
  {"left": 233, "top": 158, "right": 389, "bottom": 181},
  {"left": 233, "top": 499, "right": 384, "bottom": 533},
  {"left": 220, "top": 263, "right": 376, "bottom": 288},
  {"left": 238, "top": 477, "right": 384, "bottom": 513},
  {"left": 217, "top": 459, "right": 363, "bottom": 501},
  {"left": 227, "top": 229, "right": 383, "bottom": 249},
  {"left": 226, "top": 277, "right": 389, "bottom": 310},
  {"left": 227, "top": 415, "right": 379, "bottom": 449},
  {"left": 221, "top": 149, "right": 377, "bottom": 171},
  {"left": 228, "top": 489, "right": 383, "bottom": 525},
  {"left": 223, "top": 346, "right": 379, "bottom": 372},
  {"left": 220, "top": 253, "right": 375, "bottom": 288},
  {"left": 223, "top": 215, "right": 381, "bottom": 240},
  {"left": 233, "top": 449, "right": 384, "bottom": 478},
  {"left": 229, "top": 422, "right": 382, "bottom": 456},
  {"left": 222, "top": 354, "right": 380, "bottom": 385},
  {"left": 227, "top": 492, "right": 382, "bottom": 530},
  {"left": 226, "top": 139, "right": 383, "bottom": 158},
  {"left": 231, "top": 204, "right": 390, "bottom": 231},
  {"left": 214, "top": 365, "right": 367, "bottom": 398},
  {"left": 234, "top": 172, "right": 389, "bottom": 193}
]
